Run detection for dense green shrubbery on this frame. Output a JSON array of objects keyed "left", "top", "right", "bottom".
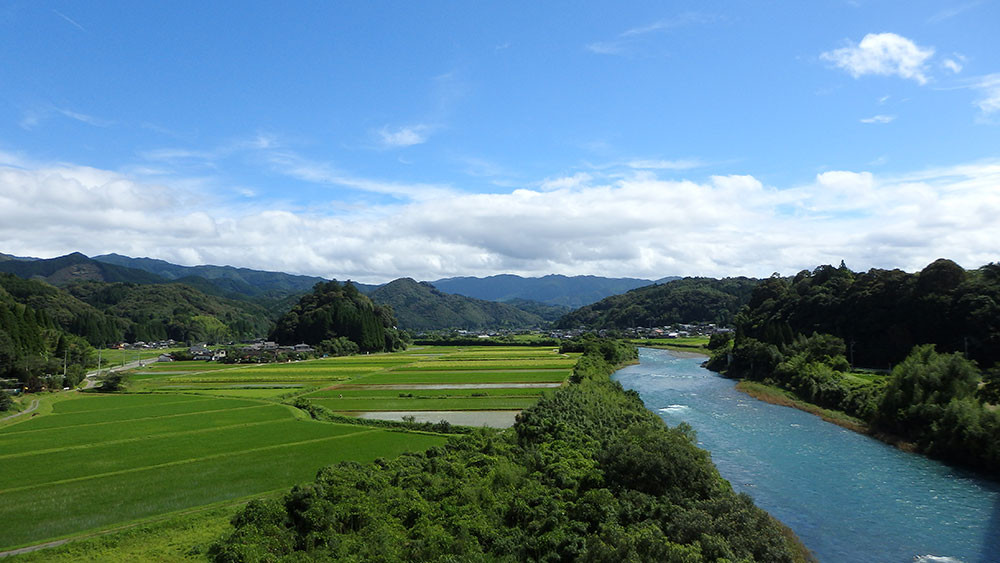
[{"left": 212, "top": 342, "right": 797, "bottom": 562}]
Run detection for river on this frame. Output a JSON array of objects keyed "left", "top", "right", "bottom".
[{"left": 612, "top": 348, "right": 1000, "bottom": 563}]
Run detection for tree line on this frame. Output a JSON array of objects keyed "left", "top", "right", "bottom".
[{"left": 555, "top": 277, "right": 759, "bottom": 330}]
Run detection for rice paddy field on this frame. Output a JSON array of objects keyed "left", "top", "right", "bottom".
[
  {"left": 0, "top": 345, "right": 574, "bottom": 553},
  {"left": 0, "top": 392, "right": 446, "bottom": 551}
]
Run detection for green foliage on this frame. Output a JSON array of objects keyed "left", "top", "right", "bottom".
[
  {"left": 733, "top": 260, "right": 1000, "bottom": 370},
  {"left": 212, "top": 341, "right": 796, "bottom": 562},
  {"left": 0, "top": 390, "right": 12, "bottom": 412},
  {"left": 871, "top": 345, "right": 1000, "bottom": 472},
  {"left": 271, "top": 281, "right": 404, "bottom": 353},
  {"left": 99, "top": 371, "right": 130, "bottom": 392},
  {"left": 555, "top": 277, "right": 760, "bottom": 329},
  {"left": 68, "top": 281, "right": 273, "bottom": 344},
  {"left": 317, "top": 336, "right": 360, "bottom": 356},
  {"left": 707, "top": 332, "right": 733, "bottom": 350}
]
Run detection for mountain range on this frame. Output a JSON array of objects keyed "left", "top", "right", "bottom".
[
  {"left": 428, "top": 274, "right": 677, "bottom": 308},
  {"left": 0, "top": 251, "right": 691, "bottom": 331}
]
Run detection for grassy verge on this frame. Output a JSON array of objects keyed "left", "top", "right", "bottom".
[
  {"left": 735, "top": 380, "right": 916, "bottom": 453},
  {"left": 735, "top": 381, "right": 869, "bottom": 433}
]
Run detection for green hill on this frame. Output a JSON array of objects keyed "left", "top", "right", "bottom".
[
  {"left": 370, "top": 278, "right": 546, "bottom": 331},
  {"left": 555, "top": 277, "right": 759, "bottom": 329},
  {"left": 270, "top": 280, "right": 404, "bottom": 352}
]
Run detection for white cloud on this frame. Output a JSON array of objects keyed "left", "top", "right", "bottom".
[
  {"left": 943, "top": 58, "right": 963, "bottom": 74},
  {"left": 626, "top": 159, "right": 705, "bottom": 170},
  {"left": 539, "top": 173, "right": 592, "bottom": 191},
  {"left": 378, "top": 125, "right": 430, "bottom": 148},
  {"left": 821, "top": 33, "right": 935, "bottom": 84},
  {"left": 2, "top": 158, "right": 999, "bottom": 282},
  {"left": 586, "top": 42, "right": 625, "bottom": 55},
  {"left": 19, "top": 106, "right": 113, "bottom": 130},
  {"left": 264, "top": 151, "right": 454, "bottom": 201},
  {"left": 587, "top": 12, "right": 715, "bottom": 56},
  {"left": 928, "top": 2, "right": 982, "bottom": 23},
  {"left": 973, "top": 74, "right": 1000, "bottom": 115},
  {"left": 860, "top": 114, "right": 896, "bottom": 124},
  {"left": 621, "top": 13, "right": 715, "bottom": 37}
]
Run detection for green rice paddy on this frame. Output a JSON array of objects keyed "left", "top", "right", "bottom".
[
  {"left": 0, "top": 345, "right": 570, "bottom": 551},
  {"left": 0, "top": 392, "right": 446, "bottom": 550}
]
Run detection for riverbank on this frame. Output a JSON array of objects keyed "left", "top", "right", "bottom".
[
  {"left": 633, "top": 343, "right": 709, "bottom": 357},
  {"left": 735, "top": 380, "right": 917, "bottom": 452}
]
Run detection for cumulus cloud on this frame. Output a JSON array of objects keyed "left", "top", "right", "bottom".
[
  {"left": 821, "top": 33, "right": 935, "bottom": 84},
  {"left": 2, "top": 158, "right": 998, "bottom": 282}
]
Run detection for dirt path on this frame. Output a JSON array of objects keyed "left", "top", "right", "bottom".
[
  {"left": 0, "top": 398, "right": 39, "bottom": 422},
  {"left": 0, "top": 537, "right": 72, "bottom": 558}
]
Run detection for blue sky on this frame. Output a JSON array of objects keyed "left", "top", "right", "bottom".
[{"left": 1, "top": 1, "right": 998, "bottom": 282}]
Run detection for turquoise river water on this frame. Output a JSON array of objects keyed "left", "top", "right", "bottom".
[{"left": 612, "top": 348, "right": 1000, "bottom": 563}]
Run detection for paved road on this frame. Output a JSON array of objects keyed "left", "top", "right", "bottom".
[
  {"left": 83, "top": 359, "right": 147, "bottom": 389},
  {"left": 0, "top": 398, "right": 39, "bottom": 422}
]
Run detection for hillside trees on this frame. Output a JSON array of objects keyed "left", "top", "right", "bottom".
[
  {"left": 270, "top": 281, "right": 405, "bottom": 352},
  {"left": 555, "top": 277, "right": 759, "bottom": 330},
  {"left": 0, "top": 286, "right": 94, "bottom": 388}
]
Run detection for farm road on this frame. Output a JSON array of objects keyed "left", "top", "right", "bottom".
[{"left": 0, "top": 399, "right": 39, "bottom": 422}]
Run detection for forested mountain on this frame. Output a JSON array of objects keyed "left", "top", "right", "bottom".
[
  {"left": 0, "top": 277, "right": 95, "bottom": 391},
  {"left": 270, "top": 280, "right": 405, "bottom": 353},
  {"left": 369, "top": 278, "right": 546, "bottom": 331},
  {"left": 429, "top": 274, "right": 678, "bottom": 309},
  {"left": 66, "top": 281, "right": 274, "bottom": 344},
  {"left": 502, "top": 297, "right": 571, "bottom": 322},
  {"left": 0, "top": 269, "right": 276, "bottom": 346},
  {"left": 0, "top": 252, "right": 168, "bottom": 285},
  {"left": 0, "top": 274, "right": 117, "bottom": 340},
  {"left": 555, "top": 277, "right": 760, "bottom": 329},
  {"left": 93, "top": 253, "right": 344, "bottom": 298}
]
